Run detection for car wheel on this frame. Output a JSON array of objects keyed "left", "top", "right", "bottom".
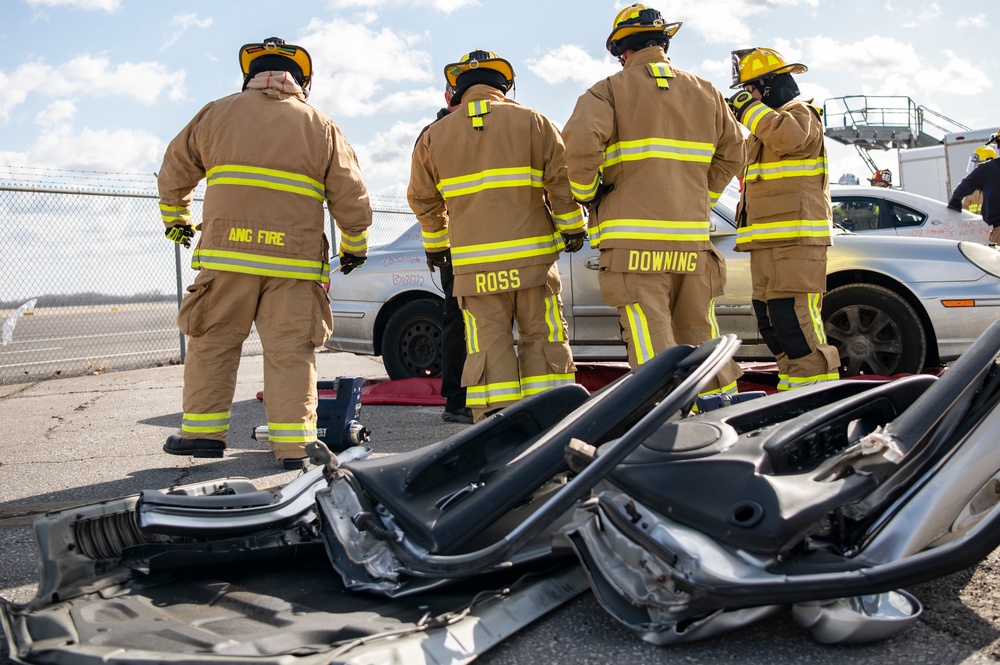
[
  {"left": 823, "top": 284, "right": 927, "bottom": 377},
  {"left": 381, "top": 299, "right": 443, "bottom": 380}
]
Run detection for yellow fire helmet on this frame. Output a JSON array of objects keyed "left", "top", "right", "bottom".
[
  {"left": 239, "top": 37, "right": 313, "bottom": 89},
  {"left": 973, "top": 146, "right": 998, "bottom": 163},
  {"left": 606, "top": 4, "right": 681, "bottom": 57},
  {"left": 730, "top": 47, "right": 807, "bottom": 89},
  {"left": 444, "top": 50, "right": 515, "bottom": 89}
]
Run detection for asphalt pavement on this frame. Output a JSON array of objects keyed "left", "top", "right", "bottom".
[{"left": 2, "top": 350, "right": 1000, "bottom": 664}]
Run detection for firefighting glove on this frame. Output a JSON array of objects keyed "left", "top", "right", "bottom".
[
  {"left": 165, "top": 224, "right": 195, "bottom": 248},
  {"left": 425, "top": 249, "right": 450, "bottom": 272},
  {"left": 562, "top": 232, "right": 586, "bottom": 253},
  {"left": 728, "top": 91, "right": 754, "bottom": 122},
  {"left": 339, "top": 252, "right": 366, "bottom": 275},
  {"left": 947, "top": 199, "right": 963, "bottom": 212}
]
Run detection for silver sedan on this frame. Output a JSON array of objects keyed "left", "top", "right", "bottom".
[{"left": 325, "top": 201, "right": 1000, "bottom": 379}]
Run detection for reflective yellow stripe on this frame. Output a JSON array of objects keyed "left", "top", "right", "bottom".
[
  {"left": 340, "top": 230, "right": 369, "bottom": 254},
  {"left": 708, "top": 298, "right": 720, "bottom": 338},
  {"left": 521, "top": 373, "right": 576, "bottom": 397},
  {"left": 451, "top": 233, "right": 562, "bottom": 267},
  {"left": 745, "top": 156, "right": 829, "bottom": 181},
  {"left": 463, "top": 310, "right": 480, "bottom": 354},
  {"left": 647, "top": 63, "right": 674, "bottom": 89},
  {"left": 182, "top": 411, "right": 230, "bottom": 434},
  {"left": 742, "top": 102, "right": 773, "bottom": 134},
  {"left": 467, "top": 100, "right": 490, "bottom": 117},
  {"left": 543, "top": 293, "right": 565, "bottom": 343},
  {"left": 268, "top": 421, "right": 317, "bottom": 444},
  {"left": 736, "top": 219, "right": 831, "bottom": 244},
  {"left": 709, "top": 190, "right": 722, "bottom": 206},
  {"left": 970, "top": 204, "right": 982, "bottom": 213},
  {"left": 192, "top": 248, "right": 330, "bottom": 282},
  {"left": 698, "top": 379, "right": 739, "bottom": 398},
  {"left": 625, "top": 302, "right": 654, "bottom": 365},
  {"left": 604, "top": 138, "right": 715, "bottom": 168},
  {"left": 808, "top": 292, "right": 827, "bottom": 344},
  {"left": 777, "top": 372, "right": 840, "bottom": 391},
  {"left": 437, "top": 167, "right": 543, "bottom": 198},
  {"left": 593, "top": 218, "right": 711, "bottom": 243},
  {"left": 570, "top": 173, "right": 600, "bottom": 200},
  {"left": 553, "top": 208, "right": 586, "bottom": 233},
  {"left": 206, "top": 165, "right": 325, "bottom": 202},
  {"left": 160, "top": 203, "right": 190, "bottom": 224},
  {"left": 421, "top": 227, "right": 449, "bottom": 251},
  {"left": 466, "top": 380, "right": 522, "bottom": 406}
]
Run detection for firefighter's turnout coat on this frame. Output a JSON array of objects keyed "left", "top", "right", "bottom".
[
  {"left": 561, "top": 47, "right": 745, "bottom": 391},
  {"left": 408, "top": 84, "right": 584, "bottom": 421},
  {"left": 733, "top": 96, "right": 839, "bottom": 390},
  {"left": 158, "top": 74, "right": 373, "bottom": 457}
]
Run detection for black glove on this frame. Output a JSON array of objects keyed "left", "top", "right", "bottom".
[
  {"left": 339, "top": 252, "right": 366, "bottom": 275},
  {"left": 425, "top": 249, "right": 450, "bottom": 272},
  {"left": 562, "top": 232, "right": 585, "bottom": 253},
  {"left": 164, "top": 224, "right": 194, "bottom": 248},
  {"left": 728, "top": 90, "right": 754, "bottom": 122},
  {"left": 947, "top": 200, "right": 963, "bottom": 212}
]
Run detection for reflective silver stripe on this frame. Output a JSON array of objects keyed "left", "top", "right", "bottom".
[
  {"left": 570, "top": 173, "right": 600, "bottom": 200},
  {"left": 451, "top": 234, "right": 561, "bottom": 266},
  {"left": 595, "top": 218, "right": 710, "bottom": 242},
  {"left": 745, "top": 157, "right": 828, "bottom": 180},
  {"left": 521, "top": 374, "right": 575, "bottom": 396},
  {"left": 206, "top": 165, "right": 325, "bottom": 202},
  {"left": 736, "top": 220, "right": 831, "bottom": 243},
  {"left": 421, "top": 227, "right": 449, "bottom": 250},
  {"left": 438, "top": 168, "right": 543, "bottom": 198},
  {"left": 192, "top": 249, "right": 330, "bottom": 281},
  {"left": 742, "top": 103, "right": 772, "bottom": 133},
  {"left": 604, "top": 139, "right": 715, "bottom": 167},
  {"left": 160, "top": 203, "right": 190, "bottom": 223}
]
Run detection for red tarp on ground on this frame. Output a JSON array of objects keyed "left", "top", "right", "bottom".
[{"left": 258, "top": 363, "right": 947, "bottom": 406}]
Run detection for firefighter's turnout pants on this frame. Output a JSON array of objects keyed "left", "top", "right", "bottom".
[
  {"left": 749, "top": 245, "right": 841, "bottom": 390},
  {"left": 598, "top": 248, "right": 741, "bottom": 395},
  {"left": 459, "top": 266, "right": 576, "bottom": 423},
  {"left": 176, "top": 269, "right": 333, "bottom": 460}
]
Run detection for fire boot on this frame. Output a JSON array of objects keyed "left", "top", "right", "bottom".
[{"left": 163, "top": 434, "right": 225, "bottom": 459}]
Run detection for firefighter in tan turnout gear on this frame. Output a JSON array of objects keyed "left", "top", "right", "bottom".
[
  {"left": 158, "top": 37, "right": 373, "bottom": 468},
  {"left": 408, "top": 50, "right": 585, "bottom": 423},
  {"left": 728, "top": 47, "right": 840, "bottom": 391},
  {"left": 561, "top": 4, "right": 745, "bottom": 398}
]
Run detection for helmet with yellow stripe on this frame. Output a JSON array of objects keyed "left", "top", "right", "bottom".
[
  {"left": 239, "top": 37, "right": 313, "bottom": 92},
  {"left": 606, "top": 4, "right": 681, "bottom": 58},
  {"left": 444, "top": 50, "right": 515, "bottom": 91},
  {"left": 730, "top": 47, "right": 806, "bottom": 89}
]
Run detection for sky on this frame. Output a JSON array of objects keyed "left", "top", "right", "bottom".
[{"left": 2, "top": 0, "right": 998, "bottom": 200}]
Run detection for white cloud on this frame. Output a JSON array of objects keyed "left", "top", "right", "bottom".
[
  {"left": 23, "top": 0, "right": 121, "bottom": 10},
  {"left": 528, "top": 45, "right": 619, "bottom": 86},
  {"left": 161, "top": 13, "right": 214, "bottom": 50},
  {"left": 35, "top": 99, "right": 76, "bottom": 125},
  {"left": 353, "top": 119, "right": 430, "bottom": 196},
  {"left": 0, "top": 124, "right": 163, "bottom": 172},
  {"left": 661, "top": 0, "right": 820, "bottom": 45},
  {"left": 329, "top": 0, "right": 478, "bottom": 12},
  {"left": 795, "top": 35, "right": 985, "bottom": 98},
  {"left": 0, "top": 55, "right": 186, "bottom": 122},
  {"left": 957, "top": 13, "right": 989, "bottom": 28},
  {"left": 295, "top": 18, "right": 437, "bottom": 118}
]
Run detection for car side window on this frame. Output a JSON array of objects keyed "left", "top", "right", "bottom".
[
  {"left": 886, "top": 201, "right": 927, "bottom": 228},
  {"left": 832, "top": 197, "right": 882, "bottom": 232}
]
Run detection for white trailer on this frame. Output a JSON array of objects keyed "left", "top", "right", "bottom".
[{"left": 899, "top": 127, "right": 996, "bottom": 202}]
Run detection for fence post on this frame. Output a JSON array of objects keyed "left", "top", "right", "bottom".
[{"left": 174, "top": 243, "right": 186, "bottom": 363}]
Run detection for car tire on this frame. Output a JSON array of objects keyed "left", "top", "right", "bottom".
[
  {"left": 381, "top": 299, "right": 443, "bottom": 380},
  {"left": 823, "top": 284, "right": 927, "bottom": 377}
]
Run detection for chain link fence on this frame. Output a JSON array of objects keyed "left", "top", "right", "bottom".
[{"left": 0, "top": 175, "right": 413, "bottom": 386}]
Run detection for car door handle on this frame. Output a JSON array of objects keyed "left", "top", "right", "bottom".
[{"left": 584, "top": 257, "right": 601, "bottom": 270}]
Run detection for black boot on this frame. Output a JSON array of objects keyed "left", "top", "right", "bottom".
[{"left": 163, "top": 434, "right": 225, "bottom": 458}]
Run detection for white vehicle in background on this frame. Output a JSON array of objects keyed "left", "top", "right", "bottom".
[
  {"left": 898, "top": 127, "right": 997, "bottom": 203},
  {"left": 830, "top": 184, "right": 988, "bottom": 243}
]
